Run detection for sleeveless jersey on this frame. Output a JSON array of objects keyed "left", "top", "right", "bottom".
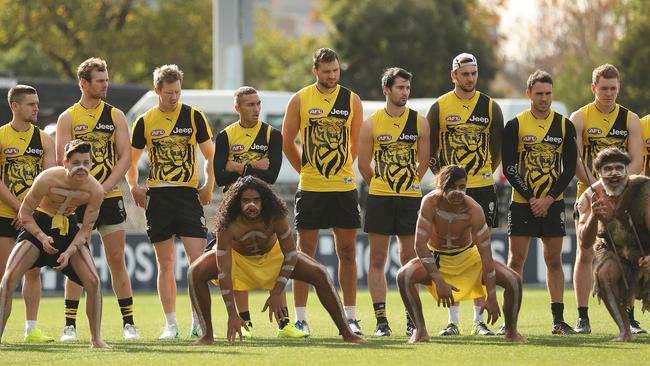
[
  {"left": 298, "top": 84, "right": 356, "bottom": 192},
  {"left": 577, "top": 103, "right": 630, "bottom": 197},
  {"left": 0, "top": 124, "right": 45, "bottom": 218},
  {"left": 368, "top": 108, "right": 421, "bottom": 197},
  {"left": 437, "top": 91, "right": 494, "bottom": 188},
  {"left": 131, "top": 103, "right": 213, "bottom": 188},
  {"left": 642, "top": 114, "right": 650, "bottom": 176},
  {"left": 511, "top": 110, "right": 567, "bottom": 203},
  {"left": 224, "top": 120, "right": 271, "bottom": 164},
  {"left": 67, "top": 101, "right": 121, "bottom": 198}
]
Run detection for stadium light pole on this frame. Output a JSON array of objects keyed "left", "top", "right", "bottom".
[{"left": 212, "top": 0, "right": 254, "bottom": 90}]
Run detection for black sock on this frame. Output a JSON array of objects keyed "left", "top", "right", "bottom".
[
  {"left": 278, "top": 307, "right": 290, "bottom": 329},
  {"left": 373, "top": 302, "right": 388, "bottom": 324},
  {"left": 551, "top": 303, "right": 564, "bottom": 324},
  {"left": 239, "top": 310, "right": 252, "bottom": 326},
  {"left": 118, "top": 297, "right": 135, "bottom": 326},
  {"left": 628, "top": 307, "right": 635, "bottom": 322},
  {"left": 405, "top": 310, "right": 414, "bottom": 325},
  {"left": 64, "top": 299, "right": 80, "bottom": 327},
  {"left": 577, "top": 306, "right": 589, "bottom": 320}
]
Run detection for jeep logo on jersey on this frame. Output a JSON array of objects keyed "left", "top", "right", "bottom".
[
  {"left": 308, "top": 108, "right": 323, "bottom": 116},
  {"left": 445, "top": 115, "right": 462, "bottom": 122},
  {"left": 399, "top": 133, "right": 418, "bottom": 141},
  {"left": 250, "top": 143, "right": 269, "bottom": 152},
  {"left": 232, "top": 144, "right": 245, "bottom": 152},
  {"left": 95, "top": 122, "right": 115, "bottom": 132},
  {"left": 543, "top": 135, "right": 562, "bottom": 144},
  {"left": 4, "top": 147, "right": 18, "bottom": 155},
  {"left": 74, "top": 125, "right": 89, "bottom": 132},
  {"left": 587, "top": 127, "right": 602, "bottom": 135},
  {"left": 150, "top": 129, "right": 166, "bottom": 136},
  {"left": 25, "top": 147, "right": 43, "bottom": 155},
  {"left": 172, "top": 127, "right": 193, "bottom": 135},
  {"left": 377, "top": 134, "right": 392, "bottom": 142},
  {"left": 609, "top": 128, "right": 628, "bottom": 137},
  {"left": 330, "top": 108, "right": 349, "bottom": 117},
  {"left": 468, "top": 115, "right": 489, "bottom": 124},
  {"left": 522, "top": 135, "right": 537, "bottom": 143}
]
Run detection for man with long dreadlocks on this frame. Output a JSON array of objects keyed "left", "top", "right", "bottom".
[
  {"left": 187, "top": 176, "right": 365, "bottom": 345},
  {"left": 576, "top": 148, "right": 650, "bottom": 342}
]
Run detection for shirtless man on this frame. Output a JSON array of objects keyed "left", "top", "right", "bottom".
[
  {"left": 187, "top": 176, "right": 364, "bottom": 345},
  {"left": 397, "top": 165, "right": 525, "bottom": 343},
  {"left": 0, "top": 140, "right": 108, "bottom": 348}
]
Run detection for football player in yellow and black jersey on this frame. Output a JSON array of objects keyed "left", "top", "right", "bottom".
[
  {"left": 569, "top": 64, "right": 644, "bottom": 334},
  {"left": 427, "top": 53, "right": 504, "bottom": 337},
  {"left": 358, "top": 67, "right": 429, "bottom": 337},
  {"left": 127, "top": 64, "right": 215, "bottom": 340},
  {"left": 502, "top": 70, "right": 577, "bottom": 335},
  {"left": 55, "top": 57, "right": 139, "bottom": 341},
  {"left": 282, "top": 48, "right": 363, "bottom": 335},
  {"left": 642, "top": 114, "right": 650, "bottom": 176},
  {"left": 0, "top": 85, "right": 55, "bottom": 343}
]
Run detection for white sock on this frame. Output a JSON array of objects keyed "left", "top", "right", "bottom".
[
  {"left": 473, "top": 306, "right": 484, "bottom": 323},
  {"left": 295, "top": 307, "right": 307, "bottom": 322},
  {"left": 191, "top": 311, "right": 200, "bottom": 328},
  {"left": 164, "top": 312, "right": 177, "bottom": 326},
  {"left": 448, "top": 305, "right": 460, "bottom": 324},
  {"left": 344, "top": 306, "right": 356, "bottom": 320},
  {"left": 25, "top": 320, "right": 37, "bottom": 334}
]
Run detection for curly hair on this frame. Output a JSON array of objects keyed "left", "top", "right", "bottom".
[{"left": 214, "top": 176, "right": 288, "bottom": 232}]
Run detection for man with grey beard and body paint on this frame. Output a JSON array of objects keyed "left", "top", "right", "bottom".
[
  {"left": 187, "top": 176, "right": 365, "bottom": 345},
  {"left": 576, "top": 148, "right": 650, "bottom": 342},
  {"left": 396, "top": 165, "right": 526, "bottom": 343},
  {"left": 0, "top": 139, "right": 108, "bottom": 348}
]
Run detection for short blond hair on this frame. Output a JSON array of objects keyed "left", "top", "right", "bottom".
[
  {"left": 592, "top": 64, "right": 620, "bottom": 84},
  {"left": 153, "top": 64, "right": 184, "bottom": 89},
  {"left": 77, "top": 57, "right": 107, "bottom": 81}
]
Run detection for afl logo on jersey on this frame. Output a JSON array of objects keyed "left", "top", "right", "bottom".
[
  {"left": 150, "top": 129, "right": 166, "bottom": 137},
  {"left": 74, "top": 125, "right": 89, "bottom": 132},
  {"left": 445, "top": 115, "right": 462, "bottom": 122},
  {"left": 522, "top": 135, "right": 537, "bottom": 143},
  {"left": 308, "top": 108, "right": 323, "bottom": 116},
  {"left": 377, "top": 134, "right": 392, "bottom": 142},
  {"left": 232, "top": 144, "right": 245, "bottom": 152},
  {"left": 587, "top": 128, "right": 602, "bottom": 135},
  {"left": 4, "top": 147, "right": 19, "bottom": 155}
]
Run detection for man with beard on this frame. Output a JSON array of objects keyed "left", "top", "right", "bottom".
[
  {"left": 358, "top": 67, "right": 429, "bottom": 336},
  {"left": 56, "top": 57, "right": 138, "bottom": 341},
  {"left": 502, "top": 70, "right": 577, "bottom": 334},
  {"left": 0, "top": 85, "right": 55, "bottom": 342},
  {"left": 0, "top": 140, "right": 109, "bottom": 348},
  {"left": 187, "top": 176, "right": 365, "bottom": 345},
  {"left": 576, "top": 148, "right": 650, "bottom": 342},
  {"left": 396, "top": 165, "right": 525, "bottom": 343},
  {"left": 282, "top": 48, "right": 363, "bottom": 335},
  {"left": 570, "top": 64, "right": 644, "bottom": 334},
  {"left": 427, "top": 53, "right": 504, "bottom": 336}
]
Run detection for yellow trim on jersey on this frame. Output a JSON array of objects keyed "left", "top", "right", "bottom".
[{"left": 641, "top": 114, "right": 650, "bottom": 176}]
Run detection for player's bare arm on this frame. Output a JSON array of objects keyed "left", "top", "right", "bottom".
[
  {"left": 426, "top": 102, "right": 440, "bottom": 172},
  {"left": 349, "top": 94, "right": 363, "bottom": 161},
  {"left": 262, "top": 218, "right": 298, "bottom": 323},
  {"left": 417, "top": 116, "right": 430, "bottom": 179},
  {"left": 357, "top": 117, "right": 374, "bottom": 185},
  {"left": 18, "top": 172, "right": 59, "bottom": 254},
  {"left": 570, "top": 110, "right": 593, "bottom": 185},
  {"left": 627, "top": 112, "right": 643, "bottom": 175},
  {"left": 470, "top": 203, "right": 500, "bottom": 324},
  {"left": 216, "top": 228, "right": 247, "bottom": 343},
  {"left": 489, "top": 102, "right": 504, "bottom": 171},
  {"left": 281, "top": 93, "right": 302, "bottom": 173},
  {"left": 198, "top": 139, "right": 215, "bottom": 205},
  {"left": 126, "top": 147, "right": 146, "bottom": 208},
  {"left": 55, "top": 110, "right": 73, "bottom": 166}
]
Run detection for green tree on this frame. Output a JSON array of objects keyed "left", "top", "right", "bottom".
[{"left": 317, "top": 0, "right": 498, "bottom": 100}]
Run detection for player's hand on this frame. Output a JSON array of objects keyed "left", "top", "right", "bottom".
[
  {"left": 226, "top": 314, "right": 247, "bottom": 344},
  {"left": 40, "top": 234, "right": 57, "bottom": 254},
  {"left": 101, "top": 182, "right": 113, "bottom": 195},
  {"left": 262, "top": 291, "right": 284, "bottom": 323},
  {"left": 130, "top": 185, "right": 148, "bottom": 208},
  {"left": 481, "top": 293, "right": 502, "bottom": 325},
  {"left": 534, "top": 196, "right": 554, "bottom": 217},
  {"left": 529, "top": 197, "right": 547, "bottom": 217},
  {"left": 250, "top": 158, "right": 270, "bottom": 171},
  {"left": 225, "top": 161, "right": 244, "bottom": 174},
  {"left": 638, "top": 256, "right": 650, "bottom": 272},
  {"left": 434, "top": 279, "right": 459, "bottom": 308},
  {"left": 11, "top": 217, "right": 22, "bottom": 230},
  {"left": 198, "top": 184, "right": 213, "bottom": 206},
  {"left": 53, "top": 249, "right": 73, "bottom": 271},
  {"left": 591, "top": 193, "right": 614, "bottom": 223}
]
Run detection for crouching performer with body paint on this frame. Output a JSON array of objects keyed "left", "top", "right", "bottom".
[
  {"left": 188, "top": 176, "right": 365, "bottom": 345},
  {"left": 0, "top": 139, "right": 107, "bottom": 348},
  {"left": 576, "top": 148, "right": 650, "bottom": 342},
  {"left": 397, "top": 165, "right": 526, "bottom": 343}
]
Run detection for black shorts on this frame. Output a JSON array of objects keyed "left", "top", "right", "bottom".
[
  {"left": 294, "top": 189, "right": 361, "bottom": 230},
  {"left": 16, "top": 211, "right": 82, "bottom": 285},
  {"left": 145, "top": 186, "right": 207, "bottom": 243},
  {"left": 76, "top": 196, "right": 127, "bottom": 228},
  {"left": 466, "top": 185, "right": 499, "bottom": 228},
  {"left": 508, "top": 200, "right": 566, "bottom": 238},
  {"left": 363, "top": 194, "right": 421, "bottom": 235},
  {"left": 0, "top": 217, "right": 19, "bottom": 238}
]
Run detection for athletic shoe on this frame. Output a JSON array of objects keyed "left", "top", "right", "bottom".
[
  {"left": 471, "top": 321, "right": 495, "bottom": 336},
  {"left": 573, "top": 318, "right": 591, "bottom": 334},
  {"left": 630, "top": 320, "right": 648, "bottom": 334},
  {"left": 405, "top": 319, "right": 416, "bottom": 337},
  {"left": 123, "top": 324, "right": 141, "bottom": 340},
  {"left": 439, "top": 323, "right": 461, "bottom": 336},
  {"left": 241, "top": 321, "right": 253, "bottom": 338},
  {"left": 190, "top": 324, "right": 203, "bottom": 338},
  {"left": 348, "top": 319, "right": 363, "bottom": 336},
  {"left": 60, "top": 325, "right": 77, "bottom": 342},
  {"left": 294, "top": 320, "right": 310, "bottom": 335},
  {"left": 24, "top": 328, "right": 54, "bottom": 343},
  {"left": 277, "top": 323, "right": 309, "bottom": 338},
  {"left": 552, "top": 321, "right": 577, "bottom": 335},
  {"left": 159, "top": 324, "right": 180, "bottom": 339},
  {"left": 373, "top": 322, "right": 391, "bottom": 337}
]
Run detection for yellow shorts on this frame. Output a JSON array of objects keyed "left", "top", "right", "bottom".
[
  {"left": 211, "top": 240, "right": 284, "bottom": 291},
  {"left": 426, "top": 244, "right": 486, "bottom": 302}
]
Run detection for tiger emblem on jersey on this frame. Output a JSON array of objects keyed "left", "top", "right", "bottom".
[
  {"left": 233, "top": 151, "right": 265, "bottom": 165},
  {"left": 150, "top": 135, "right": 194, "bottom": 183},
  {"left": 76, "top": 131, "right": 114, "bottom": 183},
  {"left": 3, "top": 155, "right": 41, "bottom": 199},
  {"left": 374, "top": 141, "right": 417, "bottom": 193},
  {"left": 584, "top": 136, "right": 626, "bottom": 175},
  {"left": 520, "top": 142, "right": 560, "bottom": 198},
  {"left": 441, "top": 123, "right": 488, "bottom": 175},
  {"left": 303, "top": 117, "right": 348, "bottom": 178}
]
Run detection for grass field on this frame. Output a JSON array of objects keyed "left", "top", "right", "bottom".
[{"left": 1, "top": 288, "right": 649, "bottom": 365}]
